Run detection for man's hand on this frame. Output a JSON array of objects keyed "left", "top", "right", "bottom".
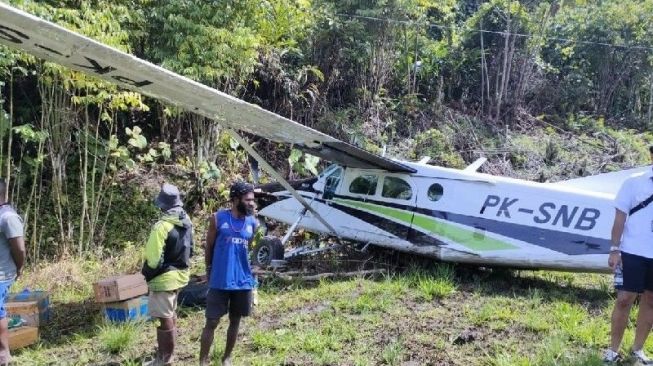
[{"left": 608, "top": 251, "right": 622, "bottom": 270}]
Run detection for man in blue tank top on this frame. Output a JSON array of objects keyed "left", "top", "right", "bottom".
[{"left": 199, "top": 181, "right": 258, "bottom": 366}]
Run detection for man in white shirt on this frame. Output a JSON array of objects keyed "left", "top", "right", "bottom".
[{"left": 604, "top": 145, "right": 653, "bottom": 364}]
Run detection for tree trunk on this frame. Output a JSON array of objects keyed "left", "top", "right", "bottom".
[
  {"left": 496, "top": 16, "right": 512, "bottom": 121},
  {"left": 480, "top": 20, "right": 486, "bottom": 114},
  {"left": 648, "top": 74, "right": 653, "bottom": 128},
  {"left": 5, "top": 73, "right": 13, "bottom": 201}
]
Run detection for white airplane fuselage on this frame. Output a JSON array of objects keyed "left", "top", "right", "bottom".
[{"left": 259, "top": 161, "right": 617, "bottom": 272}]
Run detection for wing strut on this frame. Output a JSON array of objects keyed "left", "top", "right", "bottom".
[{"left": 227, "top": 129, "right": 340, "bottom": 237}]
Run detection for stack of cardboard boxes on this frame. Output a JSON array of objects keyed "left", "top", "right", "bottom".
[
  {"left": 5, "top": 290, "right": 50, "bottom": 350},
  {"left": 93, "top": 273, "right": 149, "bottom": 322}
]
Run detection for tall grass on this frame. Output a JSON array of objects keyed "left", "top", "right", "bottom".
[{"left": 98, "top": 322, "right": 141, "bottom": 354}]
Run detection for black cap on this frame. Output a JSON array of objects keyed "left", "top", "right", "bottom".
[{"left": 230, "top": 181, "right": 254, "bottom": 199}]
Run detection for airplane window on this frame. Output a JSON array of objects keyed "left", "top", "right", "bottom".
[
  {"left": 349, "top": 175, "right": 378, "bottom": 195},
  {"left": 323, "top": 168, "right": 342, "bottom": 199},
  {"left": 428, "top": 183, "right": 444, "bottom": 201},
  {"left": 382, "top": 177, "right": 412, "bottom": 200},
  {"left": 325, "top": 168, "right": 342, "bottom": 191}
]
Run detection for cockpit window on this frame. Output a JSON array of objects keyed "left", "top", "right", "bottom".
[
  {"left": 319, "top": 164, "right": 338, "bottom": 178},
  {"left": 382, "top": 177, "right": 412, "bottom": 200},
  {"left": 325, "top": 168, "right": 342, "bottom": 192},
  {"left": 349, "top": 175, "right": 378, "bottom": 195}
]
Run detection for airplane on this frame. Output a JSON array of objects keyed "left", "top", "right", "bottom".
[{"left": 0, "top": 3, "right": 641, "bottom": 273}]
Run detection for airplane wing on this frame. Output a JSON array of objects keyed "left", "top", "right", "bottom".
[
  {"left": 0, "top": 3, "right": 415, "bottom": 173},
  {"left": 553, "top": 165, "right": 650, "bottom": 196}
]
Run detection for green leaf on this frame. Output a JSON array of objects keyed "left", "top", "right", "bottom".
[
  {"left": 128, "top": 135, "right": 147, "bottom": 150},
  {"left": 125, "top": 159, "right": 136, "bottom": 170},
  {"left": 288, "top": 148, "right": 302, "bottom": 165},
  {"left": 101, "top": 111, "right": 112, "bottom": 122},
  {"left": 158, "top": 142, "right": 171, "bottom": 160},
  {"left": 304, "top": 154, "right": 320, "bottom": 176},
  {"left": 109, "top": 135, "right": 119, "bottom": 150}
]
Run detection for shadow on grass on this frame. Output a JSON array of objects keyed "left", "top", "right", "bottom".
[
  {"left": 453, "top": 264, "right": 613, "bottom": 310},
  {"left": 42, "top": 299, "right": 101, "bottom": 345}
]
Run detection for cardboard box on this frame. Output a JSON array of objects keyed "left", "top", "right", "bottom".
[
  {"left": 6, "top": 290, "right": 50, "bottom": 326},
  {"left": 9, "top": 326, "right": 38, "bottom": 350},
  {"left": 101, "top": 296, "right": 149, "bottom": 323},
  {"left": 94, "top": 274, "right": 148, "bottom": 303}
]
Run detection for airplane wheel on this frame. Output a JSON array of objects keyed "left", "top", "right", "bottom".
[{"left": 252, "top": 236, "right": 284, "bottom": 267}]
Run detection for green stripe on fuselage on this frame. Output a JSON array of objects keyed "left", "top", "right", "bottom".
[{"left": 333, "top": 198, "right": 516, "bottom": 251}]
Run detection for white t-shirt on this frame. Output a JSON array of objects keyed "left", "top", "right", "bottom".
[{"left": 614, "top": 167, "right": 653, "bottom": 258}]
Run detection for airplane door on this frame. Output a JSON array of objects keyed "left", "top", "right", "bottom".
[
  {"left": 322, "top": 167, "right": 343, "bottom": 201},
  {"left": 314, "top": 166, "right": 343, "bottom": 222},
  {"left": 278, "top": 166, "right": 343, "bottom": 235},
  {"left": 407, "top": 179, "right": 443, "bottom": 245}
]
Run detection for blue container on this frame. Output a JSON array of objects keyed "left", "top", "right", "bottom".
[
  {"left": 7, "top": 289, "right": 51, "bottom": 324},
  {"left": 102, "top": 296, "right": 149, "bottom": 323}
]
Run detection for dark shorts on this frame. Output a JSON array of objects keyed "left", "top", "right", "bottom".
[
  {"left": 205, "top": 289, "right": 252, "bottom": 319},
  {"left": 619, "top": 252, "right": 653, "bottom": 293}
]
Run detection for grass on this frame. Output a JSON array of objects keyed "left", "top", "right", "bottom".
[
  {"left": 98, "top": 322, "right": 141, "bottom": 354},
  {"left": 6, "top": 251, "right": 646, "bottom": 365},
  {"left": 382, "top": 338, "right": 405, "bottom": 365}
]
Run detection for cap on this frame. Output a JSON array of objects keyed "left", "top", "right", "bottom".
[
  {"left": 230, "top": 181, "right": 254, "bottom": 199},
  {"left": 155, "top": 183, "right": 183, "bottom": 211}
]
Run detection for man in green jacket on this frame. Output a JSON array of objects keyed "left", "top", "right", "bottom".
[{"left": 143, "top": 183, "right": 193, "bottom": 366}]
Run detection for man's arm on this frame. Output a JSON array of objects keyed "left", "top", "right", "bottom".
[
  {"left": 609, "top": 208, "right": 627, "bottom": 269},
  {"left": 8, "top": 236, "right": 25, "bottom": 278},
  {"left": 205, "top": 215, "right": 217, "bottom": 278}
]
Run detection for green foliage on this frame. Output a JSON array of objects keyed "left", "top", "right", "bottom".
[
  {"left": 100, "top": 185, "right": 160, "bottom": 251},
  {"left": 288, "top": 148, "right": 320, "bottom": 177},
  {"left": 412, "top": 129, "right": 465, "bottom": 168},
  {"left": 543, "top": 0, "right": 653, "bottom": 118},
  {"left": 504, "top": 123, "right": 650, "bottom": 182},
  {"left": 13, "top": 124, "right": 48, "bottom": 144},
  {"left": 126, "top": 127, "right": 147, "bottom": 150}
]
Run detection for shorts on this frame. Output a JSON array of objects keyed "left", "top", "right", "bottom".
[
  {"left": 0, "top": 280, "right": 13, "bottom": 319},
  {"left": 148, "top": 290, "right": 179, "bottom": 319},
  {"left": 206, "top": 289, "right": 252, "bottom": 319},
  {"left": 618, "top": 252, "right": 653, "bottom": 293}
]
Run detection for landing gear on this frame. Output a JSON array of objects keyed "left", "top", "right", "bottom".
[{"left": 252, "top": 236, "right": 284, "bottom": 267}]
